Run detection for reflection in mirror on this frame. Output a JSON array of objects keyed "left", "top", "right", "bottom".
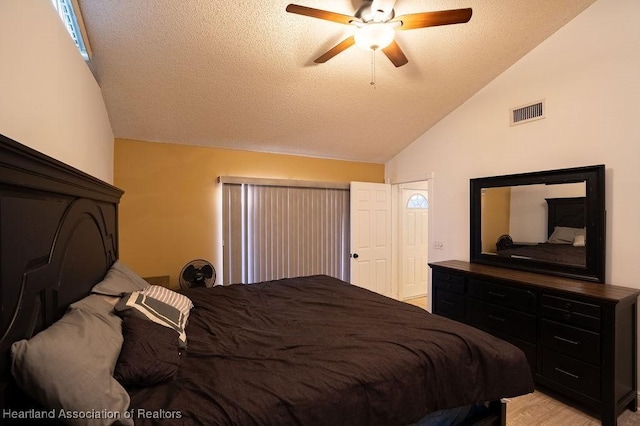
[
  {"left": 470, "top": 165, "right": 605, "bottom": 282},
  {"left": 480, "top": 182, "right": 586, "bottom": 267}
]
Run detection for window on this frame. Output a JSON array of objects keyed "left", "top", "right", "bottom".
[
  {"left": 51, "top": 0, "right": 91, "bottom": 60},
  {"left": 407, "top": 193, "right": 428, "bottom": 209},
  {"left": 221, "top": 178, "right": 350, "bottom": 285}
]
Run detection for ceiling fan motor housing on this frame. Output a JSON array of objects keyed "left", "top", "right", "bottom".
[{"left": 355, "top": 1, "right": 395, "bottom": 23}]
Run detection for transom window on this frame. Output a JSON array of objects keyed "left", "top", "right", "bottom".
[
  {"left": 407, "top": 193, "right": 428, "bottom": 209},
  {"left": 50, "top": 0, "right": 91, "bottom": 60}
]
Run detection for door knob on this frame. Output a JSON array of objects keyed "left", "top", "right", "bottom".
[{"left": 352, "top": 253, "right": 359, "bottom": 259}]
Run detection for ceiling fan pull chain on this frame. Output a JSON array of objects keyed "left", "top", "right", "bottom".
[{"left": 370, "top": 49, "right": 377, "bottom": 89}]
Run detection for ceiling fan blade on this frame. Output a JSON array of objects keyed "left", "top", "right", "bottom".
[
  {"left": 395, "top": 8, "right": 472, "bottom": 30},
  {"left": 314, "top": 36, "right": 356, "bottom": 63},
  {"left": 286, "top": 4, "right": 355, "bottom": 25},
  {"left": 382, "top": 40, "right": 408, "bottom": 67}
]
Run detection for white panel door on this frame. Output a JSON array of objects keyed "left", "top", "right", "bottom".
[
  {"left": 350, "top": 182, "right": 392, "bottom": 297},
  {"left": 400, "top": 189, "right": 429, "bottom": 299}
]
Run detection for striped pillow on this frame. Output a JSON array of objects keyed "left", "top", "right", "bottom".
[
  {"left": 115, "top": 290, "right": 192, "bottom": 349},
  {"left": 141, "top": 285, "right": 193, "bottom": 317}
]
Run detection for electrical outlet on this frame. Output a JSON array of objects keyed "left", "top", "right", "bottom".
[{"left": 433, "top": 240, "right": 444, "bottom": 250}]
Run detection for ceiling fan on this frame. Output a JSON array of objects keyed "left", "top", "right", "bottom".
[{"left": 286, "top": 0, "right": 472, "bottom": 67}]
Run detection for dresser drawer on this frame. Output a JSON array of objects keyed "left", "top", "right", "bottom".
[
  {"left": 541, "top": 320, "right": 600, "bottom": 365},
  {"left": 542, "top": 295, "right": 600, "bottom": 331},
  {"left": 433, "top": 288, "right": 465, "bottom": 322},
  {"left": 542, "top": 294, "right": 601, "bottom": 317},
  {"left": 542, "top": 348, "right": 601, "bottom": 400},
  {"left": 467, "top": 299, "right": 536, "bottom": 343},
  {"left": 433, "top": 271, "right": 465, "bottom": 295},
  {"left": 468, "top": 279, "right": 536, "bottom": 313}
]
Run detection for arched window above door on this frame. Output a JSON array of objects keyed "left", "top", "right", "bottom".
[{"left": 407, "top": 193, "right": 428, "bottom": 209}]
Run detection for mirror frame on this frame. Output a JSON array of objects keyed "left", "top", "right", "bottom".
[{"left": 470, "top": 165, "right": 605, "bottom": 283}]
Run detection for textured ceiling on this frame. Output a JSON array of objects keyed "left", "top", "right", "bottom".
[{"left": 80, "top": 0, "right": 596, "bottom": 163}]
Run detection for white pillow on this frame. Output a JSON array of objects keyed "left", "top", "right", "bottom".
[{"left": 573, "top": 234, "right": 586, "bottom": 247}]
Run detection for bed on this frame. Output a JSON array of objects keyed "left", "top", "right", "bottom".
[
  {"left": 496, "top": 197, "right": 587, "bottom": 267},
  {"left": 0, "top": 133, "right": 534, "bottom": 425}
]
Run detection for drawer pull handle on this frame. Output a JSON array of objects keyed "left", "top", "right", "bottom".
[
  {"left": 553, "top": 335, "right": 579, "bottom": 345},
  {"left": 442, "top": 300, "right": 454, "bottom": 306},
  {"left": 488, "top": 291, "right": 506, "bottom": 298},
  {"left": 555, "top": 367, "right": 580, "bottom": 380},
  {"left": 488, "top": 314, "right": 506, "bottom": 322}
]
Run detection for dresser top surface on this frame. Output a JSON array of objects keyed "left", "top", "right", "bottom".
[{"left": 430, "top": 260, "right": 640, "bottom": 303}]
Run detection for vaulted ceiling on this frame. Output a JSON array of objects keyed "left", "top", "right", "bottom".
[{"left": 80, "top": 0, "right": 596, "bottom": 163}]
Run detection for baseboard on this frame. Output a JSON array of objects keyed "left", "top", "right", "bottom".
[{"left": 401, "top": 293, "right": 427, "bottom": 301}]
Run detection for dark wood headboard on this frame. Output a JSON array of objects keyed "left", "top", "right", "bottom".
[
  {"left": 545, "top": 197, "right": 586, "bottom": 238},
  {"left": 0, "top": 133, "right": 123, "bottom": 409}
]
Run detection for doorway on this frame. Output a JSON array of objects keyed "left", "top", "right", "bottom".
[
  {"left": 349, "top": 182, "right": 393, "bottom": 297},
  {"left": 349, "top": 179, "right": 432, "bottom": 304},
  {"left": 398, "top": 182, "right": 429, "bottom": 300}
]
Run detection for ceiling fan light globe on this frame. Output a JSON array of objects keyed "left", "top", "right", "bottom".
[{"left": 354, "top": 23, "right": 395, "bottom": 51}]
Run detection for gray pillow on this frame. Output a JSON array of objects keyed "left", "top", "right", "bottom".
[
  {"left": 92, "top": 260, "right": 150, "bottom": 296},
  {"left": 548, "top": 226, "right": 586, "bottom": 244},
  {"left": 11, "top": 295, "right": 133, "bottom": 426}
]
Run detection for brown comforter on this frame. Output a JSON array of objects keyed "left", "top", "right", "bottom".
[
  {"left": 128, "top": 275, "right": 533, "bottom": 425},
  {"left": 497, "top": 243, "right": 586, "bottom": 266}
]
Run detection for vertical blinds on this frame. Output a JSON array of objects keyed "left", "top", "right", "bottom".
[{"left": 222, "top": 180, "right": 350, "bottom": 285}]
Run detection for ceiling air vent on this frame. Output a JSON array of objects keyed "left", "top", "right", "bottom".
[{"left": 510, "top": 100, "right": 545, "bottom": 126}]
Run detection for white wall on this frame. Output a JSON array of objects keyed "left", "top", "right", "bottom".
[
  {"left": 0, "top": 0, "right": 114, "bottom": 183},
  {"left": 386, "top": 0, "right": 639, "bottom": 289},
  {"left": 386, "top": 0, "right": 640, "bottom": 392}
]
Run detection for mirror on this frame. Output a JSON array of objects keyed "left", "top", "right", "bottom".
[{"left": 470, "top": 165, "right": 605, "bottom": 282}]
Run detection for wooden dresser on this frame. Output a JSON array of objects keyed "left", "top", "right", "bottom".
[{"left": 429, "top": 260, "right": 639, "bottom": 426}]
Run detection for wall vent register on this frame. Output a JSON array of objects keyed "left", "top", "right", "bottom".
[{"left": 510, "top": 100, "right": 545, "bottom": 126}]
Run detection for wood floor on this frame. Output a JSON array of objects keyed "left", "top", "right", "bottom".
[
  {"left": 506, "top": 389, "right": 640, "bottom": 426},
  {"left": 402, "top": 297, "right": 640, "bottom": 426},
  {"left": 404, "top": 295, "right": 428, "bottom": 310}
]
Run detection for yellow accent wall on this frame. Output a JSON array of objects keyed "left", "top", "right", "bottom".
[
  {"left": 481, "top": 187, "right": 511, "bottom": 254},
  {"left": 114, "top": 139, "right": 385, "bottom": 288}
]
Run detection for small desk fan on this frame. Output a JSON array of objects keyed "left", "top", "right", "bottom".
[{"left": 179, "top": 259, "right": 216, "bottom": 289}]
